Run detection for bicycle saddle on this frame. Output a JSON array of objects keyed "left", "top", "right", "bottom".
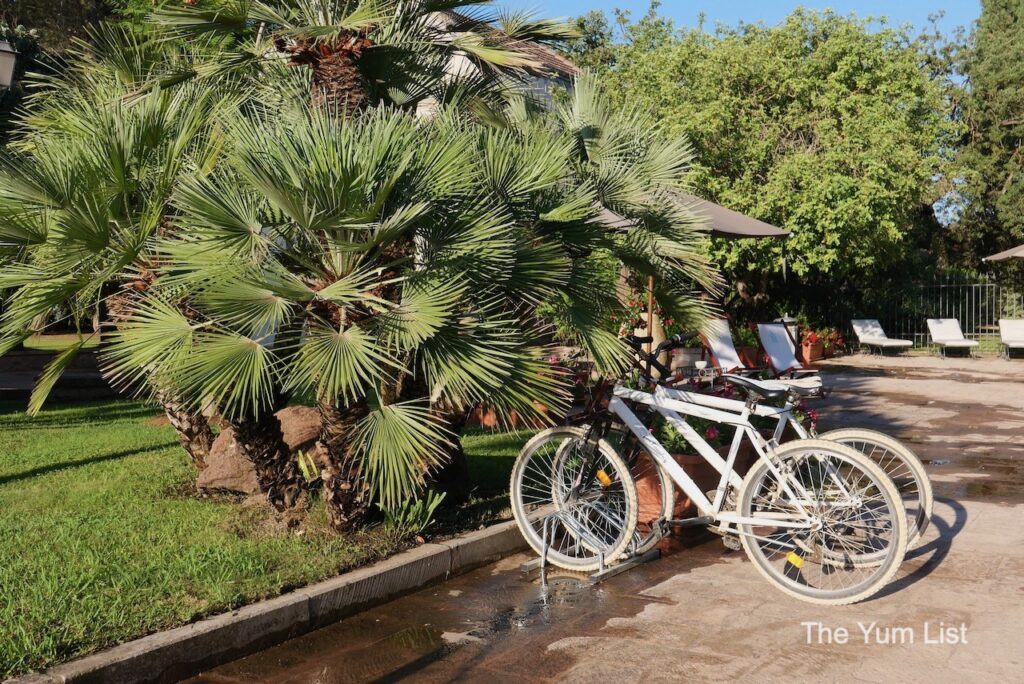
[
  {"left": 775, "top": 376, "right": 825, "bottom": 397},
  {"left": 720, "top": 374, "right": 791, "bottom": 401}
]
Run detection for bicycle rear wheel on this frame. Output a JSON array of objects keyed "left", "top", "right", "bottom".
[
  {"left": 737, "top": 440, "right": 907, "bottom": 605},
  {"left": 510, "top": 427, "right": 639, "bottom": 571},
  {"left": 818, "top": 428, "right": 932, "bottom": 550}
]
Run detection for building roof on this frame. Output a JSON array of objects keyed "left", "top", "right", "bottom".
[{"left": 505, "top": 38, "right": 579, "bottom": 79}]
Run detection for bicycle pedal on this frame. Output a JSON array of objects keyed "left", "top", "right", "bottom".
[{"left": 707, "top": 524, "right": 742, "bottom": 551}]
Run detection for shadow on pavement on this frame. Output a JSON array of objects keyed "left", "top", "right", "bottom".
[{"left": 875, "top": 496, "right": 968, "bottom": 600}]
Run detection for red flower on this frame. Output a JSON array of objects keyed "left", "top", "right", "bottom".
[
  {"left": 805, "top": 331, "right": 819, "bottom": 343},
  {"left": 705, "top": 426, "right": 719, "bottom": 441}
]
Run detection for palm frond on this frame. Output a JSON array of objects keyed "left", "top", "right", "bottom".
[
  {"left": 170, "top": 330, "right": 281, "bottom": 419},
  {"left": 287, "top": 322, "right": 399, "bottom": 402},
  {"left": 102, "top": 296, "right": 198, "bottom": 389},
  {"left": 27, "top": 338, "right": 93, "bottom": 416},
  {"left": 374, "top": 278, "right": 465, "bottom": 349},
  {"left": 351, "top": 400, "right": 451, "bottom": 509}
]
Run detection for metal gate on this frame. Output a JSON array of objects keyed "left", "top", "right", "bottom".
[{"left": 879, "top": 278, "right": 1024, "bottom": 347}]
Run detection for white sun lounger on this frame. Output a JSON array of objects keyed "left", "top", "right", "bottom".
[
  {"left": 850, "top": 319, "right": 912, "bottom": 354},
  {"left": 999, "top": 319, "right": 1024, "bottom": 359},
  {"left": 926, "top": 318, "right": 979, "bottom": 357},
  {"left": 700, "top": 319, "right": 757, "bottom": 374},
  {"left": 756, "top": 323, "right": 819, "bottom": 378}
]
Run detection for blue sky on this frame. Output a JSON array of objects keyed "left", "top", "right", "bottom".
[{"left": 504, "top": 1, "right": 979, "bottom": 35}]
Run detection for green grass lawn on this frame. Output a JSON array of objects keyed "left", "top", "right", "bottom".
[{"left": 0, "top": 400, "right": 529, "bottom": 678}]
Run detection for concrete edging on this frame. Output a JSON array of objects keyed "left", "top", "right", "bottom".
[{"left": 12, "top": 520, "right": 527, "bottom": 684}]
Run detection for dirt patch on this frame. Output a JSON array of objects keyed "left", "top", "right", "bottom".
[{"left": 220, "top": 496, "right": 311, "bottom": 539}]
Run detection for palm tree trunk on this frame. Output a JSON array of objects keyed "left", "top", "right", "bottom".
[
  {"left": 317, "top": 399, "right": 370, "bottom": 531},
  {"left": 161, "top": 395, "right": 214, "bottom": 471},
  {"left": 312, "top": 47, "right": 368, "bottom": 114},
  {"left": 231, "top": 409, "right": 303, "bottom": 511},
  {"left": 428, "top": 403, "right": 471, "bottom": 504},
  {"left": 281, "top": 34, "right": 372, "bottom": 116}
]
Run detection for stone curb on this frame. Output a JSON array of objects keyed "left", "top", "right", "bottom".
[{"left": 9, "top": 520, "right": 527, "bottom": 684}]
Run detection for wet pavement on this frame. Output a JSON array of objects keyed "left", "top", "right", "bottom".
[{"left": 189, "top": 355, "right": 1024, "bottom": 683}]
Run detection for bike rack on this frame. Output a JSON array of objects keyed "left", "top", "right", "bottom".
[{"left": 519, "top": 511, "right": 662, "bottom": 584}]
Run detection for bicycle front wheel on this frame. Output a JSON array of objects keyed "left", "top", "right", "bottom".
[
  {"left": 510, "top": 427, "right": 639, "bottom": 571},
  {"left": 737, "top": 440, "right": 908, "bottom": 605},
  {"left": 818, "top": 428, "right": 932, "bottom": 550}
]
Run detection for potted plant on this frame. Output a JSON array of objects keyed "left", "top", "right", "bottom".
[
  {"left": 733, "top": 324, "right": 762, "bottom": 368},
  {"left": 799, "top": 327, "right": 824, "bottom": 363},
  {"left": 635, "top": 410, "right": 757, "bottom": 522},
  {"left": 820, "top": 327, "right": 845, "bottom": 358}
]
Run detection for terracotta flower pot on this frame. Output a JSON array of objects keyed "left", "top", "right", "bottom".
[
  {"left": 799, "top": 340, "right": 824, "bottom": 364},
  {"left": 635, "top": 441, "right": 758, "bottom": 526},
  {"left": 466, "top": 401, "right": 550, "bottom": 429}
]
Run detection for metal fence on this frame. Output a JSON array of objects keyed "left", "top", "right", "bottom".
[{"left": 877, "top": 278, "right": 1024, "bottom": 347}]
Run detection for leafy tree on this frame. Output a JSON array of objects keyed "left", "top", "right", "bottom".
[
  {"left": 0, "top": 0, "right": 108, "bottom": 51},
  {"left": 104, "top": 74, "right": 717, "bottom": 529},
  {"left": 561, "top": 10, "right": 615, "bottom": 73},
  {"left": 952, "top": 0, "right": 1024, "bottom": 266},
  {"left": 604, "top": 9, "right": 956, "bottom": 319}
]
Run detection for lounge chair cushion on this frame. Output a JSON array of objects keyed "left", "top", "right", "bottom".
[
  {"left": 926, "top": 319, "right": 977, "bottom": 348},
  {"left": 756, "top": 323, "right": 814, "bottom": 375},
  {"left": 701, "top": 319, "right": 745, "bottom": 372},
  {"left": 858, "top": 337, "right": 913, "bottom": 348},
  {"left": 999, "top": 320, "right": 1024, "bottom": 349},
  {"left": 932, "top": 339, "right": 979, "bottom": 348},
  {"left": 851, "top": 319, "right": 912, "bottom": 349}
]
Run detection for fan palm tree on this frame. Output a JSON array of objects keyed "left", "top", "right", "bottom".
[
  {"left": 0, "top": 3, "right": 569, "bottom": 500},
  {"left": 151, "top": 0, "right": 577, "bottom": 115},
  {"left": 104, "top": 72, "right": 720, "bottom": 530},
  {"left": 0, "top": 27, "right": 236, "bottom": 470}
]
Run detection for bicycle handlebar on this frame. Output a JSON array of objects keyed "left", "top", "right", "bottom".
[{"left": 622, "top": 330, "right": 702, "bottom": 384}]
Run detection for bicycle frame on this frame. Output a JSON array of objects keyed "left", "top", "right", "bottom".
[
  {"left": 608, "top": 385, "right": 823, "bottom": 531},
  {"left": 651, "top": 385, "right": 815, "bottom": 490}
]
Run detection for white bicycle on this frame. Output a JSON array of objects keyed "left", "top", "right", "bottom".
[
  {"left": 510, "top": 336, "right": 909, "bottom": 605},
  {"left": 646, "top": 382, "right": 933, "bottom": 557}
]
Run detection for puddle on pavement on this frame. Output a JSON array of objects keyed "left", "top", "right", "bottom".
[
  {"left": 922, "top": 455, "right": 1024, "bottom": 502},
  {"left": 185, "top": 537, "right": 725, "bottom": 684}
]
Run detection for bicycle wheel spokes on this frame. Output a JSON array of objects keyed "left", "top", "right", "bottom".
[
  {"left": 740, "top": 442, "right": 906, "bottom": 604},
  {"left": 842, "top": 438, "right": 919, "bottom": 527},
  {"left": 511, "top": 429, "right": 638, "bottom": 570},
  {"left": 819, "top": 427, "right": 933, "bottom": 549}
]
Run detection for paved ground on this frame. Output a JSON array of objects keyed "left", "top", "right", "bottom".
[{"left": 190, "top": 354, "right": 1024, "bottom": 683}]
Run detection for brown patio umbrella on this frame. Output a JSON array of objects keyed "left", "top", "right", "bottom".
[
  {"left": 983, "top": 244, "right": 1024, "bottom": 261},
  {"left": 596, "top": 194, "right": 789, "bottom": 239},
  {"left": 675, "top": 191, "right": 789, "bottom": 239},
  {"left": 596, "top": 194, "right": 787, "bottom": 353}
]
